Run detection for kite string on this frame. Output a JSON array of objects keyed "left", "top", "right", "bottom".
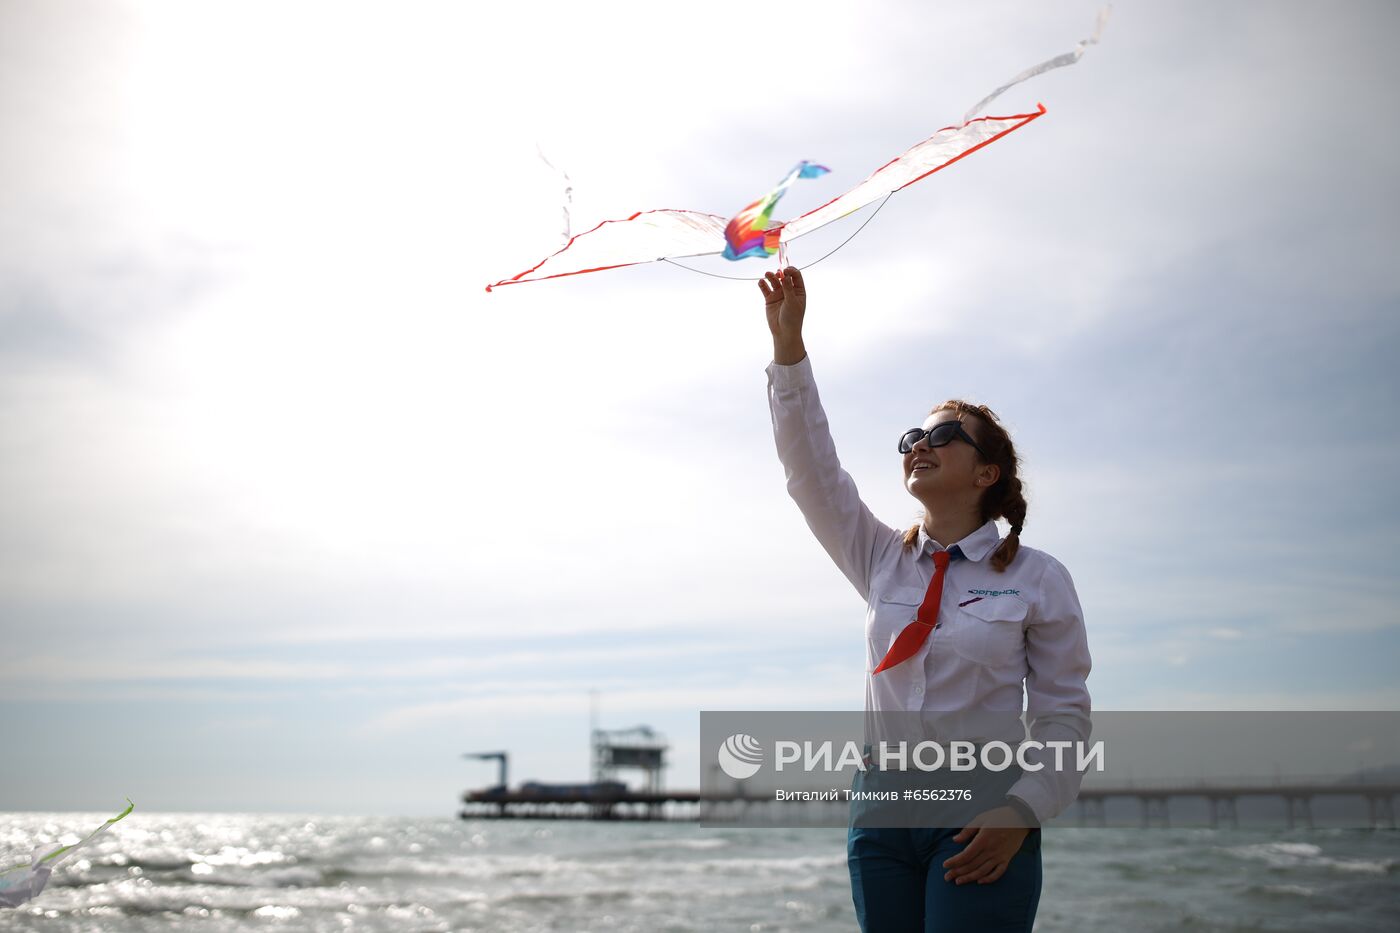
[
  {"left": 661, "top": 192, "right": 894, "bottom": 282},
  {"left": 798, "top": 191, "right": 893, "bottom": 271}
]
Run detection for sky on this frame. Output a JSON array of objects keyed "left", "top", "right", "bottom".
[{"left": 1, "top": 0, "right": 1398, "bottom": 815}]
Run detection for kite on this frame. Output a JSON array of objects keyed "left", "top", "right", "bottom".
[
  {"left": 0, "top": 799, "right": 134, "bottom": 908},
  {"left": 485, "top": 9, "right": 1108, "bottom": 293}
]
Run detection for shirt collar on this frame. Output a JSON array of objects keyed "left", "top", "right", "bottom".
[{"left": 916, "top": 519, "right": 1003, "bottom": 563}]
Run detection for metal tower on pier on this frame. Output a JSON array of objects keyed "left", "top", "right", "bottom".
[
  {"left": 463, "top": 751, "right": 508, "bottom": 793},
  {"left": 591, "top": 725, "right": 668, "bottom": 793}
]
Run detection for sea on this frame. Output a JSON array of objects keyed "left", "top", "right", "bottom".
[{"left": 1, "top": 813, "right": 1397, "bottom": 932}]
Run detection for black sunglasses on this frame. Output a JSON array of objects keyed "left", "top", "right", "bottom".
[{"left": 898, "top": 421, "right": 987, "bottom": 459}]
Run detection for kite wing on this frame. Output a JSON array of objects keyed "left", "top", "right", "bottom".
[
  {"left": 485, "top": 209, "right": 730, "bottom": 292},
  {"left": 0, "top": 799, "right": 134, "bottom": 908},
  {"left": 775, "top": 106, "right": 1044, "bottom": 245}
]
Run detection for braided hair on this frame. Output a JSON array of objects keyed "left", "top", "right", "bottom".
[{"left": 900, "top": 399, "right": 1027, "bottom": 572}]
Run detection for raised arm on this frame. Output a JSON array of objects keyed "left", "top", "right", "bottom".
[{"left": 762, "top": 267, "right": 901, "bottom": 601}]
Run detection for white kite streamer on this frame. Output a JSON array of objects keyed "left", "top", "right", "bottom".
[{"left": 962, "top": 6, "right": 1111, "bottom": 123}]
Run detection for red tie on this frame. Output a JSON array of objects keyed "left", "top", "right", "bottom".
[{"left": 872, "top": 549, "right": 953, "bottom": 675}]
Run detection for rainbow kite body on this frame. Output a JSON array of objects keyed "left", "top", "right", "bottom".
[
  {"left": 0, "top": 800, "right": 133, "bottom": 908},
  {"left": 723, "top": 160, "right": 830, "bottom": 260},
  {"left": 486, "top": 10, "right": 1106, "bottom": 292}
]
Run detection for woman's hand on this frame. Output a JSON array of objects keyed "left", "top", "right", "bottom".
[
  {"left": 941, "top": 806, "right": 1031, "bottom": 885},
  {"left": 759, "top": 266, "right": 807, "bottom": 365}
]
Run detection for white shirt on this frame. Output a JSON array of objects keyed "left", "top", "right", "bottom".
[{"left": 766, "top": 354, "right": 1093, "bottom": 823}]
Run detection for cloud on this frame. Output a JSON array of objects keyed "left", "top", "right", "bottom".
[
  {"left": 1117, "top": 686, "right": 1400, "bottom": 712},
  {"left": 355, "top": 670, "right": 862, "bottom": 738},
  {"left": 3, "top": 0, "right": 1400, "bottom": 809},
  {"left": 0, "top": 639, "right": 752, "bottom": 688}
]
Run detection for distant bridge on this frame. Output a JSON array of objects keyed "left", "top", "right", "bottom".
[
  {"left": 460, "top": 776, "right": 1400, "bottom": 827},
  {"left": 459, "top": 786, "right": 744, "bottom": 822},
  {"left": 1074, "top": 775, "right": 1400, "bottom": 828}
]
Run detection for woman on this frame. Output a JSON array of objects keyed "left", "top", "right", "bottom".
[{"left": 760, "top": 266, "right": 1092, "bottom": 933}]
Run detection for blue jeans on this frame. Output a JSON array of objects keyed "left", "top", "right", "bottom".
[{"left": 846, "top": 763, "right": 1043, "bottom": 932}]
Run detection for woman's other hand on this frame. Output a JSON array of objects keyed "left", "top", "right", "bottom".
[
  {"left": 760, "top": 266, "right": 807, "bottom": 365},
  {"left": 940, "top": 806, "right": 1032, "bottom": 885}
]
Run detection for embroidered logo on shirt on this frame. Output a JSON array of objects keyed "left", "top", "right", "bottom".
[{"left": 966, "top": 588, "right": 1021, "bottom": 597}]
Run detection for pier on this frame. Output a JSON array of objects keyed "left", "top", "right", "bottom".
[
  {"left": 458, "top": 786, "right": 763, "bottom": 822},
  {"left": 459, "top": 710, "right": 1399, "bottom": 827},
  {"left": 1074, "top": 775, "right": 1400, "bottom": 829},
  {"left": 461, "top": 723, "right": 722, "bottom": 821},
  {"left": 459, "top": 774, "right": 1400, "bottom": 827}
]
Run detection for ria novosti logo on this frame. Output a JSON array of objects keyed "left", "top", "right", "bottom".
[
  {"left": 714, "top": 734, "right": 1106, "bottom": 780},
  {"left": 717, "top": 733, "right": 764, "bottom": 779}
]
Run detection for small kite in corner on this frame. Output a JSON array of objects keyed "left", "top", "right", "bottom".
[{"left": 0, "top": 799, "right": 134, "bottom": 908}]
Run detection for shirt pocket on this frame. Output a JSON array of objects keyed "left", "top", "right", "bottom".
[
  {"left": 868, "top": 588, "right": 924, "bottom": 657},
  {"left": 948, "top": 595, "right": 1028, "bottom": 667}
]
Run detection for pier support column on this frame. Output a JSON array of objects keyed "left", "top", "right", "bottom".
[
  {"left": 1139, "top": 796, "right": 1169, "bottom": 828},
  {"left": 1284, "top": 795, "right": 1314, "bottom": 830},
  {"left": 1366, "top": 794, "right": 1396, "bottom": 830},
  {"left": 1208, "top": 796, "right": 1238, "bottom": 829}
]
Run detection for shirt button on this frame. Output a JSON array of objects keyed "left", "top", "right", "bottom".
[{"left": 914, "top": 686, "right": 924, "bottom": 694}]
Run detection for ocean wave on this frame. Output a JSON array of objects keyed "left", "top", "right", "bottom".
[
  {"left": 631, "top": 837, "right": 730, "bottom": 851},
  {"left": 327, "top": 853, "right": 564, "bottom": 882},
  {"left": 1243, "top": 882, "right": 1316, "bottom": 898},
  {"left": 185, "top": 865, "right": 328, "bottom": 888},
  {"left": 494, "top": 888, "right": 637, "bottom": 907},
  {"left": 692, "top": 854, "right": 847, "bottom": 873},
  {"left": 1222, "top": 840, "right": 1397, "bottom": 875}
]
